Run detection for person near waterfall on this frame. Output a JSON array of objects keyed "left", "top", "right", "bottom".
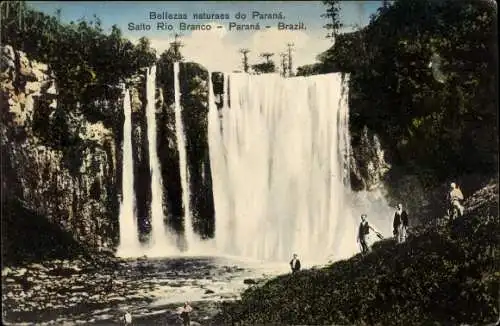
[
  {"left": 449, "top": 182, "right": 465, "bottom": 217},
  {"left": 179, "top": 302, "right": 193, "bottom": 326},
  {"left": 123, "top": 310, "right": 132, "bottom": 325},
  {"left": 289, "top": 253, "right": 301, "bottom": 273},
  {"left": 393, "top": 203, "right": 409, "bottom": 243},
  {"left": 357, "top": 214, "right": 381, "bottom": 255}
]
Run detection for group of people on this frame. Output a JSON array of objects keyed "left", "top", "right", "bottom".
[
  {"left": 356, "top": 181, "right": 465, "bottom": 255},
  {"left": 289, "top": 182, "right": 467, "bottom": 265}
]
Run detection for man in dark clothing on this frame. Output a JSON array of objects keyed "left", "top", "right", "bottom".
[
  {"left": 180, "top": 302, "right": 192, "bottom": 326},
  {"left": 393, "top": 203, "right": 409, "bottom": 243},
  {"left": 357, "top": 214, "right": 375, "bottom": 254},
  {"left": 289, "top": 253, "right": 301, "bottom": 273}
]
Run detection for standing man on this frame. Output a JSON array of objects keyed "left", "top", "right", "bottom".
[
  {"left": 393, "top": 203, "right": 409, "bottom": 243},
  {"left": 449, "top": 182, "right": 465, "bottom": 217},
  {"left": 358, "top": 214, "right": 379, "bottom": 254},
  {"left": 124, "top": 310, "right": 132, "bottom": 325},
  {"left": 180, "top": 302, "right": 193, "bottom": 326},
  {"left": 289, "top": 253, "right": 301, "bottom": 273}
]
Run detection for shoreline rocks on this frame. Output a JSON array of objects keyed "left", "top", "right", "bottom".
[{"left": 2, "top": 256, "right": 270, "bottom": 325}]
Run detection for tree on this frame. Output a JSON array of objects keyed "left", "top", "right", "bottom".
[
  {"left": 239, "top": 48, "right": 251, "bottom": 73},
  {"left": 280, "top": 53, "right": 288, "bottom": 77},
  {"left": 286, "top": 43, "right": 294, "bottom": 76},
  {"left": 296, "top": 63, "right": 322, "bottom": 76},
  {"left": 251, "top": 52, "right": 276, "bottom": 74},
  {"left": 260, "top": 52, "right": 274, "bottom": 63},
  {"left": 321, "top": 0, "right": 343, "bottom": 41},
  {"left": 133, "top": 37, "right": 157, "bottom": 70},
  {"left": 252, "top": 62, "right": 276, "bottom": 74},
  {"left": 169, "top": 34, "right": 184, "bottom": 62},
  {"left": 320, "top": 0, "right": 498, "bottom": 181}
]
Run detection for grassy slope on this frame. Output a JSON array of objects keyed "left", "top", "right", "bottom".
[{"left": 214, "top": 181, "right": 499, "bottom": 325}]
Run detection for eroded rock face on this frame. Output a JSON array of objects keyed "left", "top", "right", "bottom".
[
  {"left": 1, "top": 45, "right": 120, "bottom": 257},
  {"left": 350, "top": 126, "right": 391, "bottom": 192}
]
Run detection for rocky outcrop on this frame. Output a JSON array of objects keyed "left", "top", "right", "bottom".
[
  {"left": 179, "top": 64, "right": 215, "bottom": 238},
  {"left": 349, "top": 124, "right": 494, "bottom": 226},
  {"left": 129, "top": 79, "right": 153, "bottom": 240},
  {"left": 156, "top": 61, "right": 215, "bottom": 241},
  {"left": 350, "top": 126, "right": 391, "bottom": 192},
  {"left": 1, "top": 45, "right": 120, "bottom": 259}
]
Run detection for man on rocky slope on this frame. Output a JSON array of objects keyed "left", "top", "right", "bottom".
[
  {"left": 393, "top": 203, "right": 409, "bottom": 243},
  {"left": 449, "top": 182, "right": 465, "bottom": 217}
]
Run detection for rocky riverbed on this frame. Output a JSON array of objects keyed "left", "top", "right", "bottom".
[{"left": 2, "top": 255, "right": 286, "bottom": 325}]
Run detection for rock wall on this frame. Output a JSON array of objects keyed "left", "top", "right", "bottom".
[
  {"left": 156, "top": 61, "right": 215, "bottom": 242},
  {"left": 1, "top": 45, "right": 120, "bottom": 253},
  {"left": 130, "top": 80, "right": 153, "bottom": 240},
  {"left": 179, "top": 65, "right": 214, "bottom": 238},
  {"left": 350, "top": 126, "right": 391, "bottom": 192},
  {"left": 349, "top": 124, "right": 493, "bottom": 226}
]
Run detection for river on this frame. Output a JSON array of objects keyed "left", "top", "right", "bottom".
[{"left": 2, "top": 255, "right": 290, "bottom": 325}]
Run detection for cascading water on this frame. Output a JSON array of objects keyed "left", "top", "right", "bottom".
[
  {"left": 146, "top": 66, "right": 176, "bottom": 255},
  {"left": 208, "top": 72, "right": 230, "bottom": 254},
  {"left": 117, "top": 88, "right": 141, "bottom": 257},
  {"left": 173, "top": 62, "right": 197, "bottom": 250},
  {"left": 208, "top": 73, "right": 391, "bottom": 262}
]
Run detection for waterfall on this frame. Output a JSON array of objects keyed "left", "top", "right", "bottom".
[
  {"left": 208, "top": 72, "right": 229, "bottom": 253},
  {"left": 116, "top": 88, "right": 141, "bottom": 257},
  {"left": 146, "top": 66, "right": 176, "bottom": 255},
  {"left": 208, "top": 73, "right": 390, "bottom": 262},
  {"left": 209, "top": 73, "right": 232, "bottom": 253},
  {"left": 173, "top": 62, "right": 196, "bottom": 250}
]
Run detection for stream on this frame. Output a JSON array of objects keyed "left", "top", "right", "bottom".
[{"left": 2, "top": 255, "right": 289, "bottom": 325}]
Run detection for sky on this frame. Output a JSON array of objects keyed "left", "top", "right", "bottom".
[{"left": 27, "top": 1, "right": 383, "bottom": 73}]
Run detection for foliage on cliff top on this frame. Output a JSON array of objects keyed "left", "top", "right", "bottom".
[
  {"left": 301, "top": 0, "right": 498, "bottom": 185},
  {"left": 2, "top": 1, "right": 157, "bottom": 174},
  {"left": 2, "top": 0, "right": 156, "bottom": 135},
  {"left": 213, "top": 182, "right": 500, "bottom": 325}
]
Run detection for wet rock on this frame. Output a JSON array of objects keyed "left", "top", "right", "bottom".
[
  {"left": 16, "top": 268, "right": 28, "bottom": 277},
  {"left": 2, "top": 267, "right": 13, "bottom": 276},
  {"left": 220, "top": 293, "right": 238, "bottom": 299},
  {"left": 108, "top": 296, "right": 126, "bottom": 303},
  {"left": 47, "top": 267, "right": 79, "bottom": 277}
]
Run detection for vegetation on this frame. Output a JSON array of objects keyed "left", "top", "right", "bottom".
[
  {"left": 239, "top": 49, "right": 251, "bottom": 73},
  {"left": 321, "top": 0, "right": 343, "bottom": 40},
  {"left": 156, "top": 42, "right": 215, "bottom": 237},
  {"left": 2, "top": 1, "right": 156, "bottom": 173},
  {"left": 212, "top": 2, "right": 499, "bottom": 324},
  {"left": 214, "top": 183, "right": 499, "bottom": 325},
  {"left": 300, "top": 0, "right": 498, "bottom": 186}
]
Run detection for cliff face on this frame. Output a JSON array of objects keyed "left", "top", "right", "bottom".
[
  {"left": 348, "top": 124, "right": 494, "bottom": 227},
  {"left": 350, "top": 125, "right": 391, "bottom": 192},
  {"left": 156, "top": 61, "right": 215, "bottom": 242},
  {"left": 178, "top": 64, "right": 214, "bottom": 238},
  {"left": 1, "top": 45, "right": 120, "bottom": 257}
]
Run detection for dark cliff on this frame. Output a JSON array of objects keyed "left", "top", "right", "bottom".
[{"left": 1, "top": 45, "right": 121, "bottom": 263}]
